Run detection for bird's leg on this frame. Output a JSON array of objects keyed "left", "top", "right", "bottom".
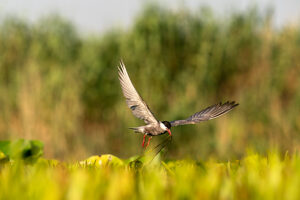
[
  {"left": 145, "top": 136, "right": 152, "bottom": 148},
  {"left": 142, "top": 134, "right": 147, "bottom": 147}
]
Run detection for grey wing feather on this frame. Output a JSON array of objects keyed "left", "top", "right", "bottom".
[
  {"left": 118, "top": 61, "right": 158, "bottom": 125},
  {"left": 170, "top": 101, "right": 239, "bottom": 127}
]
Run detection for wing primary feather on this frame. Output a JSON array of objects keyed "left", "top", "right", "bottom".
[
  {"left": 170, "top": 101, "right": 238, "bottom": 127},
  {"left": 118, "top": 60, "right": 158, "bottom": 125}
]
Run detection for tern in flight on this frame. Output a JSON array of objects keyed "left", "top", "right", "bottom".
[{"left": 118, "top": 61, "right": 238, "bottom": 148}]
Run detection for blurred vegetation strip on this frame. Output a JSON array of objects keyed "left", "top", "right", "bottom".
[
  {"left": 0, "top": 152, "right": 300, "bottom": 199},
  {"left": 0, "top": 4, "right": 299, "bottom": 160}
]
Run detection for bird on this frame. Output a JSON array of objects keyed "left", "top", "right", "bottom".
[{"left": 118, "top": 61, "right": 239, "bottom": 148}]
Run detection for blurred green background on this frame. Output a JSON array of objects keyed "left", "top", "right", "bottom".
[{"left": 0, "top": 4, "right": 299, "bottom": 161}]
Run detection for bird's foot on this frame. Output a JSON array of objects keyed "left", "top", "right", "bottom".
[
  {"left": 145, "top": 136, "right": 152, "bottom": 148},
  {"left": 142, "top": 135, "right": 146, "bottom": 147}
]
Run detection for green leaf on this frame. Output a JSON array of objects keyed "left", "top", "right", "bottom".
[{"left": 0, "top": 139, "right": 44, "bottom": 163}]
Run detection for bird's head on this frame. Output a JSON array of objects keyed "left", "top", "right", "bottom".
[{"left": 161, "top": 121, "right": 172, "bottom": 136}]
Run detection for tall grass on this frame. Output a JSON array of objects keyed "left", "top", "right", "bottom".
[{"left": 0, "top": 152, "right": 300, "bottom": 199}]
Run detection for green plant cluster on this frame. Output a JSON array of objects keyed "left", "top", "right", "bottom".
[
  {"left": 0, "top": 139, "right": 43, "bottom": 163},
  {"left": 0, "top": 149, "right": 300, "bottom": 200},
  {"left": 0, "top": 5, "right": 299, "bottom": 160}
]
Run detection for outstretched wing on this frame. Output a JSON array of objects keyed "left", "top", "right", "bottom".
[
  {"left": 170, "top": 101, "right": 238, "bottom": 127},
  {"left": 118, "top": 61, "right": 158, "bottom": 125}
]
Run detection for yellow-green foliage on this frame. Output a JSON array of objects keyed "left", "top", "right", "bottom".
[{"left": 0, "top": 153, "right": 300, "bottom": 200}]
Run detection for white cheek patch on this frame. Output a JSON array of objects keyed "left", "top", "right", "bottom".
[{"left": 160, "top": 122, "right": 167, "bottom": 130}]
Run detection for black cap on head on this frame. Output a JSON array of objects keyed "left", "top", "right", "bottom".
[{"left": 162, "top": 121, "right": 171, "bottom": 129}]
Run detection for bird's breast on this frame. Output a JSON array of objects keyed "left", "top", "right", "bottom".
[{"left": 144, "top": 126, "right": 166, "bottom": 136}]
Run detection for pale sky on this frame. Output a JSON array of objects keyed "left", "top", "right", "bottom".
[{"left": 0, "top": 0, "right": 299, "bottom": 34}]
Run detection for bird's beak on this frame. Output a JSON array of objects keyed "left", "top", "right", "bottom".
[{"left": 167, "top": 129, "right": 172, "bottom": 136}]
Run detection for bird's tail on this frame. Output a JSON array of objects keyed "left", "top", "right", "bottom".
[{"left": 129, "top": 127, "right": 141, "bottom": 133}]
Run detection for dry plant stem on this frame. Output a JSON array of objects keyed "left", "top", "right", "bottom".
[{"left": 146, "top": 135, "right": 173, "bottom": 161}]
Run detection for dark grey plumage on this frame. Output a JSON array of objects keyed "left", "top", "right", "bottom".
[{"left": 170, "top": 101, "right": 239, "bottom": 127}]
